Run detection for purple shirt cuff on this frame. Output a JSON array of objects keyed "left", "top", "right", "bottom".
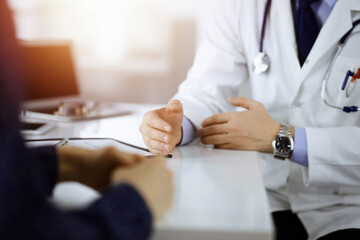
[
  {"left": 180, "top": 116, "right": 197, "bottom": 145},
  {"left": 290, "top": 127, "right": 309, "bottom": 167}
]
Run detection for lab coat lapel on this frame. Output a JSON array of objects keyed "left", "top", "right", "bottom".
[
  {"left": 272, "top": 0, "right": 301, "bottom": 75},
  {"left": 298, "top": 0, "right": 354, "bottom": 82}
]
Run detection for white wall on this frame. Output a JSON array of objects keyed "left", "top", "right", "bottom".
[{"left": 10, "top": 0, "right": 217, "bottom": 104}]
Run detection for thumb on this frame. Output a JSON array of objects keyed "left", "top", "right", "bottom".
[
  {"left": 228, "top": 97, "right": 254, "bottom": 110},
  {"left": 166, "top": 99, "right": 183, "bottom": 114}
]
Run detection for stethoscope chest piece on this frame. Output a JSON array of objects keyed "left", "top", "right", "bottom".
[{"left": 253, "top": 52, "right": 270, "bottom": 75}]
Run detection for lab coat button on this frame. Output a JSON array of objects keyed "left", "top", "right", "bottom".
[
  {"left": 292, "top": 103, "right": 301, "bottom": 108},
  {"left": 305, "top": 59, "right": 310, "bottom": 64}
]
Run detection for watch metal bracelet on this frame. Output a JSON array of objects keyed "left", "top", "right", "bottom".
[
  {"left": 278, "top": 124, "right": 292, "bottom": 136},
  {"left": 272, "top": 124, "right": 294, "bottom": 160}
]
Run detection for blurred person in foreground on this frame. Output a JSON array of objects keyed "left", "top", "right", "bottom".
[{"left": 0, "top": 1, "right": 173, "bottom": 239}]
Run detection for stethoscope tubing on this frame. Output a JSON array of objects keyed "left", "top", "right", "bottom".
[
  {"left": 340, "top": 19, "right": 360, "bottom": 44},
  {"left": 259, "top": 0, "right": 272, "bottom": 52},
  {"left": 257, "top": 0, "right": 360, "bottom": 113},
  {"left": 321, "top": 20, "right": 360, "bottom": 113}
]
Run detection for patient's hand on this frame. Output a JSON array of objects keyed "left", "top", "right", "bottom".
[
  {"left": 57, "top": 147, "right": 142, "bottom": 192},
  {"left": 111, "top": 156, "right": 173, "bottom": 220}
]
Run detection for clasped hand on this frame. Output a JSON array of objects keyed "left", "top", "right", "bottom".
[
  {"left": 140, "top": 97, "right": 280, "bottom": 155},
  {"left": 198, "top": 97, "right": 280, "bottom": 153},
  {"left": 57, "top": 147, "right": 173, "bottom": 220}
]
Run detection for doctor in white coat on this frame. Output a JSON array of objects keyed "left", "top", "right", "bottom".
[{"left": 139, "top": 0, "right": 360, "bottom": 239}]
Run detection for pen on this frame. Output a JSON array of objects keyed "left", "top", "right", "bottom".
[
  {"left": 55, "top": 138, "right": 69, "bottom": 148},
  {"left": 342, "top": 70, "right": 354, "bottom": 91},
  {"left": 146, "top": 154, "right": 173, "bottom": 159}
]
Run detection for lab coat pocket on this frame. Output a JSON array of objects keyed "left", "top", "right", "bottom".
[{"left": 325, "top": 55, "right": 360, "bottom": 108}]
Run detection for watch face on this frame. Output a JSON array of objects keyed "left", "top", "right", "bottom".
[{"left": 275, "top": 136, "right": 292, "bottom": 153}]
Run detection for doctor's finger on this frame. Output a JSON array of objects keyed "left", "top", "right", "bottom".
[
  {"left": 144, "top": 136, "right": 171, "bottom": 155},
  {"left": 228, "top": 97, "right": 260, "bottom": 109},
  {"left": 144, "top": 112, "right": 172, "bottom": 132},
  {"left": 201, "top": 114, "right": 229, "bottom": 128},
  {"left": 200, "top": 134, "right": 228, "bottom": 145},
  {"left": 147, "top": 145, "right": 169, "bottom": 156},
  {"left": 143, "top": 126, "right": 169, "bottom": 144},
  {"left": 166, "top": 99, "right": 183, "bottom": 113},
  {"left": 148, "top": 148, "right": 169, "bottom": 156},
  {"left": 228, "top": 97, "right": 251, "bottom": 109},
  {"left": 198, "top": 124, "right": 228, "bottom": 137}
]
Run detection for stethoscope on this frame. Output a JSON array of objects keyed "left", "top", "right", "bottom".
[
  {"left": 253, "top": 0, "right": 272, "bottom": 75},
  {"left": 253, "top": 0, "right": 360, "bottom": 113},
  {"left": 321, "top": 19, "right": 360, "bottom": 113}
]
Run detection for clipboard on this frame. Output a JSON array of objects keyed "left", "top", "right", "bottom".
[{"left": 24, "top": 137, "right": 172, "bottom": 158}]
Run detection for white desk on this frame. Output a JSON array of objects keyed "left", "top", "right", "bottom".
[{"left": 25, "top": 103, "right": 274, "bottom": 240}]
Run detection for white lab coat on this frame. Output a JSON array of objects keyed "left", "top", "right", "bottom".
[{"left": 173, "top": 0, "right": 360, "bottom": 239}]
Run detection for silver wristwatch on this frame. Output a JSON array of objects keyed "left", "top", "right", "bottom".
[{"left": 272, "top": 124, "right": 294, "bottom": 160}]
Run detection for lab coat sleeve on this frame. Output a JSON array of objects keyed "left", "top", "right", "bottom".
[
  {"left": 172, "top": 0, "right": 249, "bottom": 129},
  {"left": 302, "top": 126, "right": 360, "bottom": 188}
]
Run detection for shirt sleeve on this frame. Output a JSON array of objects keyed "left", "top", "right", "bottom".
[
  {"left": 68, "top": 183, "right": 152, "bottom": 240},
  {"left": 27, "top": 146, "right": 59, "bottom": 197},
  {"left": 290, "top": 127, "right": 309, "bottom": 167},
  {"left": 1, "top": 179, "right": 152, "bottom": 240},
  {"left": 179, "top": 116, "right": 198, "bottom": 145}
]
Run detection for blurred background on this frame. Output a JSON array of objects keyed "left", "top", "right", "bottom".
[{"left": 9, "top": 0, "right": 216, "bottom": 104}]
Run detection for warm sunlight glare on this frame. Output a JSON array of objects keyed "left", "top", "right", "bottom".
[{"left": 11, "top": 0, "right": 169, "bottom": 62}]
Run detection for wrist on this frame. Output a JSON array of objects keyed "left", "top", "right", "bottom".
[
  {"left": 176, "top": 127, "right": 183, "bottom": 146},
  {"left": 289, "top": 126, "right": 295, "bottom": 159},
  {"left": 56, "top": 148, "right": 80, "bottom": 183},
  {"left": 263, "top": 123, "right": 281, "bottom": 153},
  {"left": 57, "top": 156, "right": 75, "bottom": 183},
  {"left": 272, "top": 124, "right": 295, "bottom": 160}
]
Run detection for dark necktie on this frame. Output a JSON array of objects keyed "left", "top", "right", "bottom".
[{"left": 295, "top": 0, "right": 320, "bottom": 66}]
